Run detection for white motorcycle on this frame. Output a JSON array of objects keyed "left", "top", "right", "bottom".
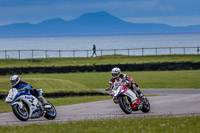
[{"left": 5, "top": 88, "right": 56, "bottom": 121}]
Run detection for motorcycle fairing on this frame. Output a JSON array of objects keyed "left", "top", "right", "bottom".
[{"left": 6, "top": 88, "right": 43, "bottom": 118}]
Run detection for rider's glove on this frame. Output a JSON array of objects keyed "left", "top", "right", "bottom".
[
  {"left": 19, "top": 87, "right": 29, "bottom": 92},
  {"left": 105, "top": 88, "right": 113, "bottom": 96}
]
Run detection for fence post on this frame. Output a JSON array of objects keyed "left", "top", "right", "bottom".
[
  {"left": 32, "top": 49, "right": 34, "bottom": 59},
  {"left": 142, "top": 48, "right": 144, "bottom": 56},
  {"left": 155, "top": 48, "right": 157, "bottom": 55},
  {"left": 183, "top": 47, "right": 185, "bottom": 55},
  {"left": 5, "top": 50, "right": 7, "bottom": 59},
  {"left": 114, "top": 49, "right": 116, "bottom": 58},
  {"left": 169, "top": 47, "right": 171, "bottom": 55},
  {"left": 18, "top": 50, "right": 20, "bottom": 59},
  {"left": 101, "top": 50, "right": 102, "bottom": 60},
  {"left": 87, "top": 50, "right": 88, "bottom": 59},
  {"left": 128, "top": 49, "right": 129, "bottom": 57},
  {"left": 73, "top": 50, "right": 75, "bottom": 58},
  {"left": 59, "top": 50, "right": 61, "bottom": 58},
  {"left": 45, "top": 50, "right": 48, "bottom": 59}
]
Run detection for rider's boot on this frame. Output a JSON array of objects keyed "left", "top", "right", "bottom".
[
  {"left": 136, "top": 89, "right": 145, "bottom": 99},
  {"left": 113, "top": 97, "right": 118, "bottom": 104},
  {"left": 38, "top": 95, "right": 48, "bottom": 105},
  {"left": 132, "top": 83, "right": 145, "bottom": 98}
]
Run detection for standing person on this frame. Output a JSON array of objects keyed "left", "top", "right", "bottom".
[
  {"left": 91, "top": 44, "right": 97, "bottom": 57},
  {"left": 197, "top": 47, "right": 200, "bottom": 55}
]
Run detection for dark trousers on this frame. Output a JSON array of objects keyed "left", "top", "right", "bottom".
[{"left": 91, "top": 51, "right": 97, "bottom": 57}]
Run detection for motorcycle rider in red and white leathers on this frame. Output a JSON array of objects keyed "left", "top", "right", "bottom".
[{"left": 108, "top": 67, "right": 144, "bottom": 110}]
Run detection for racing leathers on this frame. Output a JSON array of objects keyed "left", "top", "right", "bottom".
[
  {"left": 13, "top": 80, "right": 47, "bottom": 105},
  {"left": 109, "top": 73, "right": 144, "bottom": 109},
  {"left": 109, "top": 73, "right": 143, "bottom": 96},
  {"left": 13, "top": 80, "right": 32, "bottom": 94}
]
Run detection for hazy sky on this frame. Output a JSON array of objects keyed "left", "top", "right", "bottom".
[{"left": 1, "top": 0, "right": 200, "bottom": 26}]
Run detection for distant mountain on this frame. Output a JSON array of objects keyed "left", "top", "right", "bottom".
[{"left": 0, "top": 11, "right": 200, "bottom": 37}]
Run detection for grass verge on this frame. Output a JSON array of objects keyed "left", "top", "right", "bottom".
[
  {"left": 0, "top": 78, "right": 91, "bottom": 94},
  {"left": 0, "top": 116, "right": 199, "bottom": 133},
  {"left": 1, "top": 70, "right": 199, "bottom": 91},
  {"left": 0, "top": 55, "right": 200, "bottom": 68}
]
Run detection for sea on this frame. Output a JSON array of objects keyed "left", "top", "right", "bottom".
[{"left": 0, "top": 33, "right": 200, "bottom": 59}]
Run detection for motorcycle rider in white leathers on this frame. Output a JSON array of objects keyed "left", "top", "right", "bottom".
[{"left": 10, "top": 75, "right": 48, "bottom": 105}]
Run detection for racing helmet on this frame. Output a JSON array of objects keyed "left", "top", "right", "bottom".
[
  {"left": 111, "top": 67, "right": 121, "bottom": 78},
  {"left": 10, "top": 75, "right": 20, "bottom": 87}
]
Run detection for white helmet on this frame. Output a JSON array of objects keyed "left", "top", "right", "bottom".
[
  {"left": 111, "top": 67, "right": 121, "bottom": 78},
  {"left": 10, "top": 75, "right": 20, "bottom": 87}
]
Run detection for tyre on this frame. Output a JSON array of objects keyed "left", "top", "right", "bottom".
[
  {"left": 44, "top": 102, "right": 57, "bottom": 120},
  {"left": 118, "top": 96, "right": 132, "bottom": 114},
  {"left": 141, "top": 97, "right": 150, "bottom": 113},
  {"left": 12, "top": 104, "right": 29, "bottom": 121}
]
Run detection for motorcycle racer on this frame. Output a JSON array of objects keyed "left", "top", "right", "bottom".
[
  {"left": 108, "top": 67, "right": 144, "bottom": 109},
  {"left": 10, "top": 75, "right": 48, "bottom": 105}
]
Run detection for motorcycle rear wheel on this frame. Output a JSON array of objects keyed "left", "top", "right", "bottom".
[
  {"left": 118, "top": 96, "right": 132, "bottom": 114},
  {"left": 12, "top": 104, "right": 29, "bottom": 121}
]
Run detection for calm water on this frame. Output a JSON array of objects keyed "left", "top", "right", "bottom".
[{"left": 0, "top": 33, "right": 200, "bottom": 59}]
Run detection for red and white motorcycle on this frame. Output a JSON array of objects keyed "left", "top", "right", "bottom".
[{"left": 106, "top": 80, "right": 150, "bottom": 114}]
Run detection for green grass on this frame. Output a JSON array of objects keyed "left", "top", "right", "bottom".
[
  {"left": 0, "top": 55, "right": 200, "bottom": 68},
  {"left": 0, "top": 78, "right": 91, "bottom": 94},
  {"left": 0, "top": 70, "right": 200, "bottom": 94},
  {"left": 0, "top": 100, "right": 11, "bottom": 113},
  {"left": 0, "top": 96, "right": 111, "bottom": 113},
  {"left": 0, "top": 116, "right": 199, "bottom": 133},
  {"left": 1, "top": 70, "right": 199, "bottom": 91}
]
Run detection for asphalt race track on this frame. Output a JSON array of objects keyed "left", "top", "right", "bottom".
[{"left": 0, "top": 89, "right": 200, "bottom": 126}]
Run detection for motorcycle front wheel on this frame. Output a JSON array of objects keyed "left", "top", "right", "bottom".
[
  {"left": 141, "top": 97, "right": 150, "bottom": 113},
  {"left": 44, "top": 102, "right": 57, "bottom": 120},
  {"left": 118, "top": 96, "right": 132, "bottom": 114},
  {"left": 12, "top": 104, "right": 29, "bottom": 121}
]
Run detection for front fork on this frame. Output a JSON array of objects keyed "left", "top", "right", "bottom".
[
  {"left": 10, "top": 100, "right": 24, "bottom": 109},
  {"left": 20, "top": 100, "right": 27, "bottom": 111},
  {"left": 125, "top": 96, "right": 131, "bottom": 105}
]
